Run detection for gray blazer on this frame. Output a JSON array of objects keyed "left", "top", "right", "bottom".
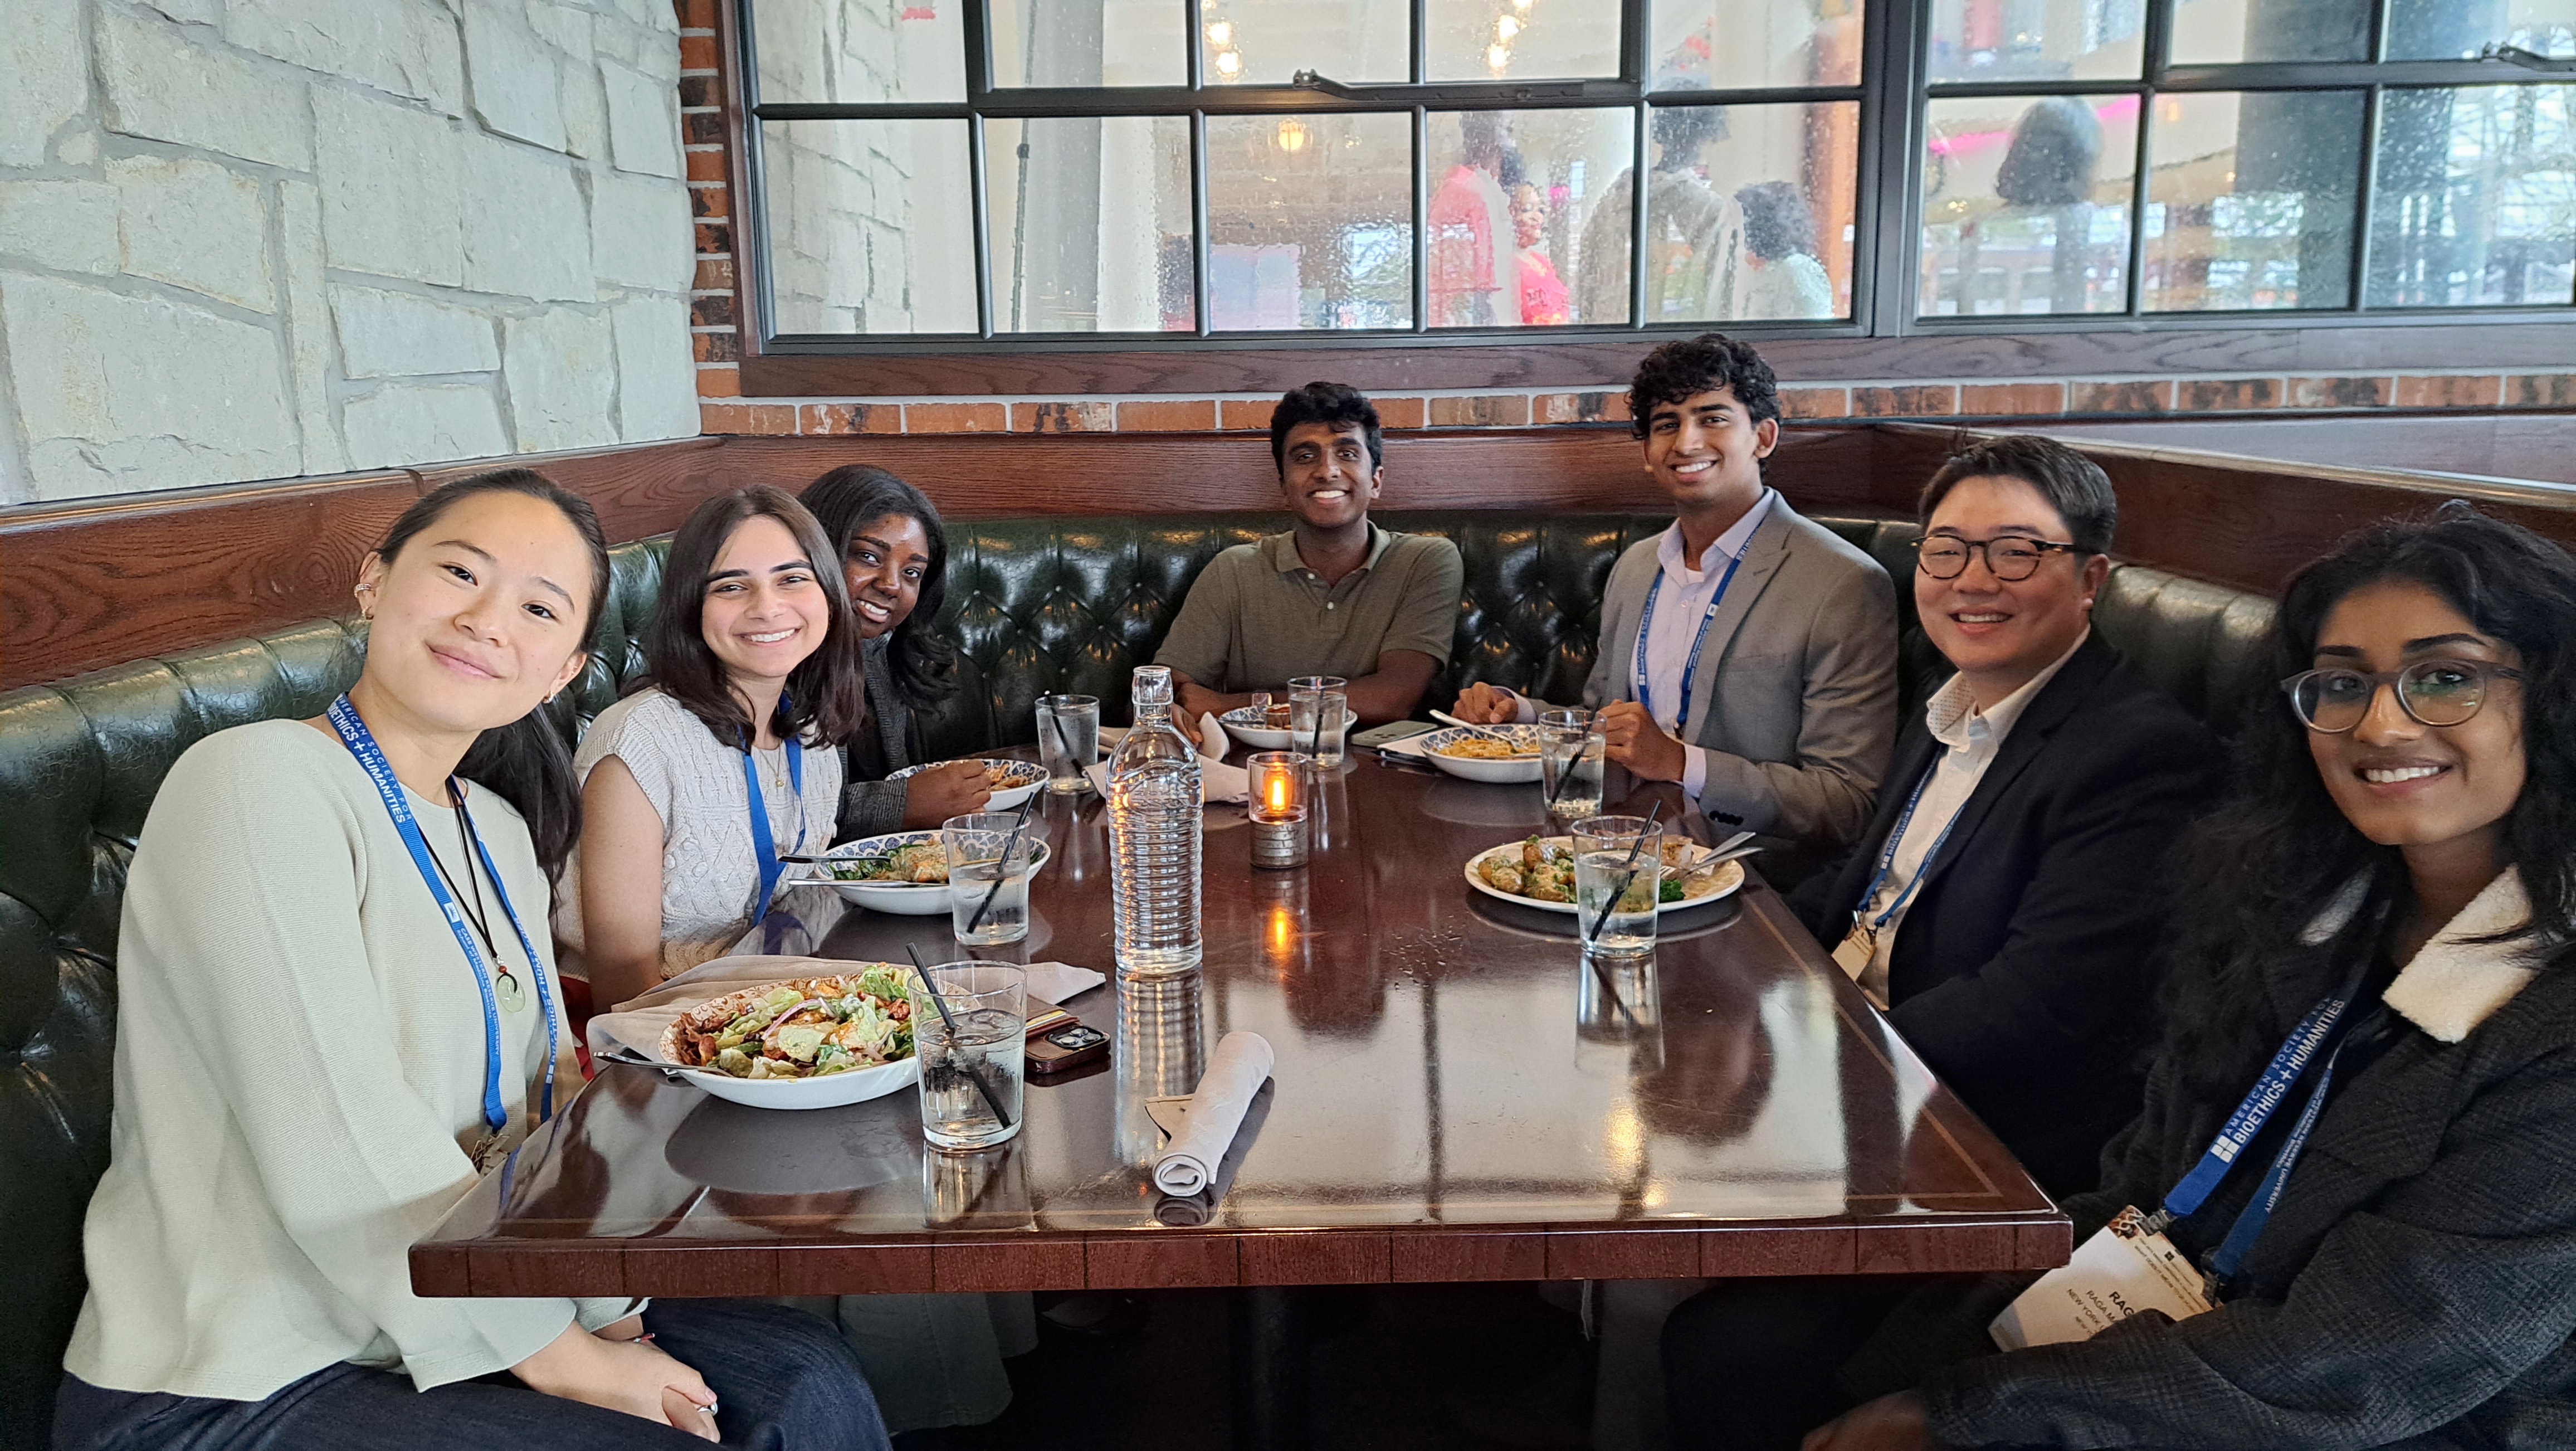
[
  {"left": 835, "top": 638, "right": 918, "bottom": 842},
  {"left": 1582, "top": 497, "right": 1897, "bottom": 859}
]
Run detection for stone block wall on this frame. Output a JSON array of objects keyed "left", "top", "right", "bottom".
[{"left": 0, "top": 0, "right": 701, "bottom": 504}]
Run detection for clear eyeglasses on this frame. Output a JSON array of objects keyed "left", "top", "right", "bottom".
[
  {"left": 1913, "top": 535, "right": 2084, "bottom": 582},
  {"left": 2281, "top": 660, "right": 2524, "bottom": 734}
]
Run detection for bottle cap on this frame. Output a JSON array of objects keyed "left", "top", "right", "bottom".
[{"left": 1132, "top": 664, "right": 1173, "bottom": 707}]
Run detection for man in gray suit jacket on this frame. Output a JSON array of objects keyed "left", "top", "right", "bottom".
[{"left": 1455, "top": 334, "right": 1897, "bottom": 875}]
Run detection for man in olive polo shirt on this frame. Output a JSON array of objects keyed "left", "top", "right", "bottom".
[{"left": 1157, "top": 381, "right": 1465, "bottom": 727}]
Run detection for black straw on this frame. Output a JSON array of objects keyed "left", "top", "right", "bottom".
[
  {"left": 1583, "top": 800, "right": 1666, "bottom": 949},
  {"left": 905, "top": 943, "right": 1013, "bottom": 1130},
  {"left": 964, "top": 793, "right": 1037, "bottom": 933},
  {"left": 1043, "top": 699, "right": 1080, "bottom": 773}
]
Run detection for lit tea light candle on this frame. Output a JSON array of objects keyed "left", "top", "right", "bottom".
[{"left": 1245, "top": 750, "right": 1310, "bottom": 869}]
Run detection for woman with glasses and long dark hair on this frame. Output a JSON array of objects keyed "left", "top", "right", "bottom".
[
  {"left": 57, "top": 472, "right": 886, "bottom": 1450},
  {"left": 1690, "top": 500, "right": 2576, "bottom": 1450},
  {"left": 798, "top": 466, "right": 990, "bottom": 838}
]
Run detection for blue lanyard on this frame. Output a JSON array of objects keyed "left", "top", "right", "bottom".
[
  {"left": 1633, "top": 546, "right": 1747, "bottom": 733},
  {"left": 739, "top": 726, "right": 805, "bottom": 929},
  {"left": 1848, "top": 762, "right": 1972, "bottom": 936},
  {"left": 326, "top": 695, "right": 556, "bottom": 1137},
  {"left": 2160, "top": 957, "right": 2374, "bottom": 1287}
]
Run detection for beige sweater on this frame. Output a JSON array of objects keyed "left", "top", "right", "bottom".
[{"left": 66, "top": 721, "right": 633, "bottom": 1401}]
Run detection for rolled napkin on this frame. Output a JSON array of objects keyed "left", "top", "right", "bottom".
[
  {"left": 1085, "top": 712, "right": 1248, "bottom": 804},
  {"left": 1151, "top": 1029, "right": 1275, "bottom": 1197}
]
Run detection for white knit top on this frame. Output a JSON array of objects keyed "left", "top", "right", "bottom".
[{"left": 557, "top": 688, "right": 843, "bottom": 982}]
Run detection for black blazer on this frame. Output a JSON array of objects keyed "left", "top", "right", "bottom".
[{"left": 1787, "top": 634, "right": 2222, "bottom": 1196}]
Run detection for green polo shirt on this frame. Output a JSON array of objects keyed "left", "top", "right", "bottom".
[{"left": 1153, "top": 524, "right": 1465, "bottom": 693}]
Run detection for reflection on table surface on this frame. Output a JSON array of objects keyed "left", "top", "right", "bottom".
[{"left": 422, "top": 756, "right": 2061, "bottom": 1286}]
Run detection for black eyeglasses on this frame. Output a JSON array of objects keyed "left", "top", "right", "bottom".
[
  {"left": 1913, "top": 535, "right": 2084, "bottom": 582},
  {"left": 2281, "top": 660, "right": 2524, "bottom": 733}
]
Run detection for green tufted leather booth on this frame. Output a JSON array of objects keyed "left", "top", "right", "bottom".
[{"left": 0, "top": 509, "right": 2275, "bottom": 1442}]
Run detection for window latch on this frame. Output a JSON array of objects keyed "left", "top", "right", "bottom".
[
  {"left": 1289, "top": 68, "right": 1612, "bottom": 103},
  {"left": 2480, "top": 43, "right": 2576, "bottom": 74}
]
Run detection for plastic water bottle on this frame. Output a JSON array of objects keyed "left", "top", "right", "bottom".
[{"left": 1109, "top": 665, "right": 1203, "bottom": 979}]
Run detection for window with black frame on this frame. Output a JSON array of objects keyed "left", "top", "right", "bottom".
[
  {"left": 735, "top": 0, "right": 2573, "bottom": 348},
  {"left": 1918, "top": 0, "right": 2575, "bottom": 319},
  {"left": 739, "top": 0, "right": 1872, "bottom": 341}
]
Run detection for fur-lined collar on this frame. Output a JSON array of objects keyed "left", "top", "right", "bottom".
[{"left": 2301, "top": 868, "right": 2549, "bottom": 1043}]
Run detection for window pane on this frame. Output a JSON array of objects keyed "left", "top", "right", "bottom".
[
  {"left": 1201, "top": 0, "right": 1407, "bottom": 85},
  {"left": 2143, "top": 91, "right": 2362, "bottom": 311},
  {"left": 1426, "top": 110, "right": 1632, "bottom": 326},
  {"left": 987, "top": 116, "right": 1196, "bottom": 331},
  {"left": 1428, "top": 0, "right": 1619, "bottom": 81},
  {"left": 2166, "top": 0, "right": 2369, "bottom": 65},
  {"left": 750, "top": 0, "right": 965, "bottom": 104},
  {"left": 1632, "top": 101, "right": 1858, "bottom": 322},
  {"left": 1920, "top": 95, "right": 2139, "bottom": 315},
  {"left": 1206, "top": 112, "right": 1412, "bottom": 329},
  {"left": 1926, "top": 0, "right": 2145, "bottom": 83},
  {"left": 2385, "top": 0, "right": 2576, "bottom": 61},
  {"left": 990, "top": 0, "right": 1185, "bottom": 86},
  {"left": 761, "top": 120, "right": 979, "bottom": 334},
  {"left": 2367, "top": 85, "right": 2576, "bottom": 308},
  {"left": 1651, "top": 0, "right": 1864, "bottom": 90}
]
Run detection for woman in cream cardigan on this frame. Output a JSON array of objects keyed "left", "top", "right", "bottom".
[{"left": 58, "top": 471, "right": 886, "bottom": 1450}]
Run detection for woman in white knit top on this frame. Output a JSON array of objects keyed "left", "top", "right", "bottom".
[
  {"left": 57, "top": 472, "right": 886, "bottom": 1450},
  {"left": 560, "top": 487, "right": 870, "bottom": 1009}
]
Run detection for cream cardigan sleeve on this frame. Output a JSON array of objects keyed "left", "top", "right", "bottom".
[{"left": 69, "top": 725, "right": 603, "bottom": 1398}]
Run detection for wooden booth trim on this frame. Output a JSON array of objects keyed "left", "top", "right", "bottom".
[
  {"left": 8, "top": 423, "right": 2574, "bottom": 693},
  {"left": 735, "top": 324, "right": 2576, "bottom": 402},
  {"left": 1, "top": 427, "right": 1887, "bottom": 690}
]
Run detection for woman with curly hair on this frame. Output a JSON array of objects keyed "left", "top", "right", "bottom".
[
  {"left": 799, "top": 465, "right": 992, "bottom": 838},
  {"left": 1666, "top": 501, "right": 2576, "bottom": 1450}
]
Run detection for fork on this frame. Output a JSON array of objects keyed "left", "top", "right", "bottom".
[{"left": 1430, "top": 709, "right": 1521, "bottom": 744}]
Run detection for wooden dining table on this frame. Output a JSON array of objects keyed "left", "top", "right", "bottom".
[{"left": 416, "top": 744, "right": 2067, "bottom": 1440}]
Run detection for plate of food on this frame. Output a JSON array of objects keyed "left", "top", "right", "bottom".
[
  {"left": 801, "top": 830, "right": 1054, "bottom": 915},
  {"left": 1463, "top": 836, "right": 1745, "bottom": 916},
  {"left": 654, "top": 969, "right": 920, "bottom": 1109},
  {"left": 885, "top": 757, "right": 1048, "bottom": 810},
  {"left": 1417, "top": 724, "right": 1549, "bottom": 784},
  {"left": 1218, "top": 701, "right": 1359, "bottom": 752}
]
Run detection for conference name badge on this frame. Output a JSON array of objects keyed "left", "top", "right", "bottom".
[
  {"left": 1829, "top": 927, "right": 1872, "bottom": 982},
  {"left": 1990, "top": 1205, "right": 2215, "bottom": 1351}
]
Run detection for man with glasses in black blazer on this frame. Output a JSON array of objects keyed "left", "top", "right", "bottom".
[
  {"left": 1653, "top": 434, "right": 2224, "bottom": 1451},
  {"left": 1792, "top": 433, "right": 2223, "bottom": 1198}
]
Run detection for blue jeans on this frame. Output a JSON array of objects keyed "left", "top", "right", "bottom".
[{"left": 55, "top": 1299, "right": 888, "bottom": 1451}]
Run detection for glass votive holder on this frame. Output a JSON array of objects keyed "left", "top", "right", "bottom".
[{"left": 1245, "top": 750, "right": 1310, "bottom": 869}]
